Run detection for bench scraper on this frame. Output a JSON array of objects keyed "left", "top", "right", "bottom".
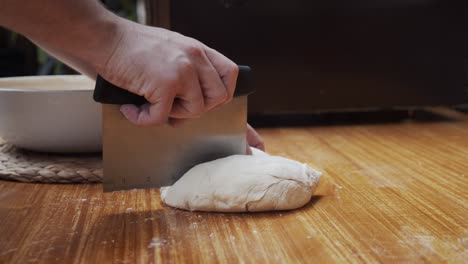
[{"left": 94, "top": 66, "right": 253, "bottom": 192}]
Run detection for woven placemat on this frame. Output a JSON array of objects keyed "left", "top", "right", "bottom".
[{"left": 0, "top": 142, "right": 102, "bottom": 183}]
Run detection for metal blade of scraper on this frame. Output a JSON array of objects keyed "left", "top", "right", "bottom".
[{"left": 94, "top": 66, "right": 254, "bottom": 192}]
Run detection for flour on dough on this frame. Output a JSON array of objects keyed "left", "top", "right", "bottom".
[{"left": 160, "top": 149, "right": 322, "bottom": 212}]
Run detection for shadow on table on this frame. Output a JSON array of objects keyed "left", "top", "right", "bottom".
[{"left": 92, "top": 195, "right": 323, "bottom": 237}]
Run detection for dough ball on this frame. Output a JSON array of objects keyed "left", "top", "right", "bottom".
[{"left": 160, "top": 150, "right": 322, "bottom": 212}]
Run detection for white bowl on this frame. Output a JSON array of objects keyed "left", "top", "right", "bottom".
[{"left": 0, "top": 75, "right": 102, "bottom": 153}]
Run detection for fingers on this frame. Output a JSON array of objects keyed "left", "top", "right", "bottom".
[
  {"left": 203, "top": 46, "right": 239, "bottom": 100},
  {"left": 110, "top": 30, "right": 239, "bottom": 126},
  {"left": 168, "top": 60, "right": 205, "bottom": 119},
  {"left": 194, "top": 55, "right": 228, "bottom": 111},
  {"left": 186, "top": 43, "right": 229, "bottom": 111},
  {"left": 120, "top": 96, "right": 173, "bottom": 126},
  {"left": 169, "top": 42, "right": 237, "bottom": 118},
  {"left": 246, "top": 124, "right": 265, "bottom": 151}
]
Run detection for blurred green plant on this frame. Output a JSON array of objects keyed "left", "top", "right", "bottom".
[
  {"left": 9, "top": 31, "right": 18, "bottom": 44},
  {"left": 118, "top": 0, "right": 138, "bottom": 22}
]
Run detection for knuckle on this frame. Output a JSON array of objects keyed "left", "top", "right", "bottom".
[
  {"left": 227, "top": 63, "right": 239, "bottom": 76},
  {"left": 184, "top": 44, "right": 204, "bottom": 58},
  {"left": 177, "top": 58, "right": 194, "bottom": 73}
]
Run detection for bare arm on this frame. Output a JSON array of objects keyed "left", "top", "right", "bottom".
[
  {"left": 30, "top": 41, "right": 97, "bottom": 78},
  {"left": 0, "top": 0, "right": 239, "bottom": 126},
  {"left": 0, "top": 0, "right": 264, "bottom": 151},
  {"left": 0, "top": 0, "right": 118, "bottom": 76}
]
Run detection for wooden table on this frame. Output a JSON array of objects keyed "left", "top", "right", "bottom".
[{"left": 1, "top": 108, "right": 467, "bottom": 263}]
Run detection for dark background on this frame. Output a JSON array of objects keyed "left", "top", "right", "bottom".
[
  {"left": 169, "top": 0, "right": 468, "bottom": 114},
  {"left": 1, "top": 0, "right": 467, "bottom": 117}
]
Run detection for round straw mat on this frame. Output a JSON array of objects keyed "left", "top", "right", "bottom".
[{"left": 0, "top": 142, "right": 102, "bottom": 183}]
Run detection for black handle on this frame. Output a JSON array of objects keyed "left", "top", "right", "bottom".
[{"left": 94, "top": 65, "right": 254, "bottom": 105}]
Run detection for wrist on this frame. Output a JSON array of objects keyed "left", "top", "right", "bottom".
[{"left": 69, "top": 12, "right": 124, "bottom": 73}]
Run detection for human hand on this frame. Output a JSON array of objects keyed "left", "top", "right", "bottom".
[
  {"left": 97, "top": 20, "right": 239, "bottom": 126},
  {"left": 246, "top": 124, "right": 265, "bottom": 155},
  {"left": 0, "top": 0, "right": 238, "bottom": 126}
]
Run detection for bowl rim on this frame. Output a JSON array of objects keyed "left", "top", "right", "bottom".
[{"left": 0, "top": 75, "right": 95, "bottom": 92}]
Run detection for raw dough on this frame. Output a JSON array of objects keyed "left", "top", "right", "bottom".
[{"left": 160, "top": 149, "right": 322, "bottom": 212}]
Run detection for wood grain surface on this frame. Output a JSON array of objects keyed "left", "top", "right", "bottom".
[{"left": 0, "top": 108, "right": 467, "bottom": 263}]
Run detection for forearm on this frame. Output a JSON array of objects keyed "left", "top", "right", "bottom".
[
  {"left": 0, "top": 0, "right": 121, "bottom": 71},
  {"left": 0, "top": 0, "right": 241, "bottom": 127},
  {"left": 32, "top": 40, "right": 97, "bottom": 78}
]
